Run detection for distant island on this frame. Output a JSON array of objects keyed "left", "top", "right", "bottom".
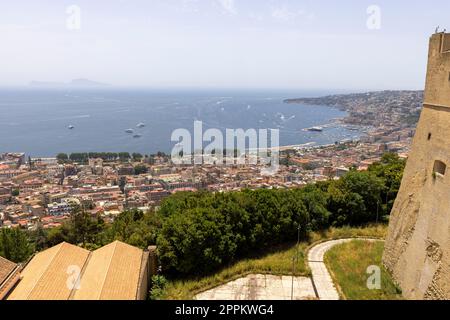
[{"left": 29, "top": 78, "right": 110, "bottom": 88}]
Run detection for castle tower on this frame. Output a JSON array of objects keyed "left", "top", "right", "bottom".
[{"left": 383, "top": 32, "right": 450, "bottom": 300}]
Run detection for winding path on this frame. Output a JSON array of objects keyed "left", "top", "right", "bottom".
[
  {"left": 307, "top": 238, "right": 381, "bottom": 300},
  {"left": 196, "top": 238, "right": 382, "bottom": 300}
]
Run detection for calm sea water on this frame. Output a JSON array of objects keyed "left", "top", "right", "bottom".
[{"left": 0, "top": 88, "right": 362, "bottom": 157}]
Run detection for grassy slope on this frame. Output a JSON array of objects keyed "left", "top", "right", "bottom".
[
  {"left": 163, "top": 224, "right": 388, "bottom": 300},
  {"left": 324, "top": 240, "right": 402, "bottom": 300}
]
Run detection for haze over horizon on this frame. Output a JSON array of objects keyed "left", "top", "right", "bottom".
[{"left": 1, "top": 0, "right": 449, "bottom": 91}]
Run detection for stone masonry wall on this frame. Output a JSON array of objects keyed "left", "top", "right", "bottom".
[{"left": 383, "top": 33, "right": 450, "bottom": 300}]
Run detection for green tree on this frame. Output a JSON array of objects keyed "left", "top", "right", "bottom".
[
  {"left": 295, "top": 185, "right": 331, "bottom": 230},
  {"left": 118, "top": 152, "right": 131, "bottom": 162},
  {"left": 104, "top": 210, "right": 160, "bottom": 249},
  {"left": 28, "top": 225, "right": 48, "bottom": 251},
  {"left": 56, "top": 153, "right": 69, "bottom": 163},
  {"left": 45, "top": 226, "right": 70, "bottom": 247},
  {"left": 369, "top": 153, "right": 406, "bottom": 215},
  {"left": 0, "top": 228, "right": 34, "bottom": 263},
  {"left": 327, "top": 184, "right": 366, "bottom": 226},
  {"left": 157, "top": 207, "right": 236, "bottom": 274},
  {"left": 134, "top": 164, "right": 148, "bottom": 175},
  {"left": 69, "top": 153, "right": 89, "bottom": 163},
  {"left": 132, "top": 153, "right": 143, "bottom": 162},
  {"left": 327, "top": 170, "right": 384, "bottom": 226},
  {"left": 156, "top": 189, "right": 309, "bottom": 275},
  {"left": 149, "top": 275, "right": 167, "bottom": 300},
  {"left": 66, "top": 206, "right": 105, "bottom": 247},
  {"left": 119, "top": 176, "right": 127, "bottom": 193}
]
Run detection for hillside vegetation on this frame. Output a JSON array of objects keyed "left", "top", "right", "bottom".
[
  {"left": 1, "top": 154, "right": 404, "bottom": 286},
  {"left": 164, "top": 225, "right": 388, "bottom": 300}
]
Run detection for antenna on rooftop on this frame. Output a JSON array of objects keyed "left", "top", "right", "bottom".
[{"left": 435, "top": 26, "right": 440, "bottom": 33}]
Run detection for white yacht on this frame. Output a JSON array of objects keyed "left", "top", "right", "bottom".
[{"left": 307, "top": 126, "right": 323, "bottom": 132}]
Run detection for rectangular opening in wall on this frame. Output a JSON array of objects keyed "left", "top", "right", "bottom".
[
  {"left": 433, "top": 160, "right": 447, "bottom": 176},
  {"left": 443, "top": 34, "right": 450, "bottom": 53}
]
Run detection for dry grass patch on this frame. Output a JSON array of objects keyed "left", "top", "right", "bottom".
[
  {"left": 324, "top": 240, "right": 402, "bottom": 300},
  {"left": 162, "top": 224, "right": 388, "bottom": 300}
]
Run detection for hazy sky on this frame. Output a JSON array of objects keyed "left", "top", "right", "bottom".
[{"left": 0, "top": 0, "right": 449, "bottom": 90}]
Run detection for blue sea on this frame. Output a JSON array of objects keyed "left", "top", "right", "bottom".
[{"left": 0, "top": 88, "right": 362, "bottom": 157}]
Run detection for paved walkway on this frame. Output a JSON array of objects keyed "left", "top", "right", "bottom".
[
  {"left": 195, "top": 274, "right": 316, "bottom": 300},
  {"left": 307, "top": 238, "right": 381, "bottom": 300},
  {"left": 196, "top": 238, "right": 381, "bottom": 301}
]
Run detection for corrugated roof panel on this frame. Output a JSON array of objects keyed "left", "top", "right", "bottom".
[
  {"left": 8, "top": 241, "right": 144, "bottom": 300},
  {"left": 0, "top": 256, "right": 17, "bottom": 285},
  {"left": 71, "top": 241, "right": 143, "bottom": 300},
  {"left": 28, "top": 243, "right": 90, "bottom": 300},
  {"left": 99, "top": 241, "right": 143, "bottom": 300},
  {"left": 71, "top": 241, "right": 117, "bottom": 300},
  {"left": 8, "top": 243, "right": 90, "bottom": 300}
]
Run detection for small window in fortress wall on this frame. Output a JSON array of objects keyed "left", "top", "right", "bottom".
[
  {"left": 443, "top": 34, "right": 450, "bottom": 53},
  {"left": 433, "top": 160, "right": 447, "bottom": 176},
  {"left": 442, "top": 35, "right": 450, "bottom": 53}
]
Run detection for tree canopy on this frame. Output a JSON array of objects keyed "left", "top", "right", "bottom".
[
  {"left": 1, "top": 153, "right": 406, "bottom": 278},
  {"left": 0, "top": 228, "right": 34, "bottom": 263}
]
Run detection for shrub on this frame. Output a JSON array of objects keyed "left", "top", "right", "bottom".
[
  {"left": 149, "top": 275, "right": 168, "bottom": 300},
  {"left": 156, "top": 154, "right": 404, "bottom": 276},
  {"left": 158, "top": 189, "right": 315, "bottom": 275},
  {"left": 0, "top": 228, "right": 34, "bottom": 263}
]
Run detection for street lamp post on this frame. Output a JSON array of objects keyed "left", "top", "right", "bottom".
[
  {"left": 376, "top": 200, "right": 380, "bottom": 224},
  {"left": 291, "top": 225, "right": 301, "bottom": 300}
]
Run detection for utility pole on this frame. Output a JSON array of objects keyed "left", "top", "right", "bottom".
[
  {"left": 291, "top": 225, "right": 301, "bottom": 300},
  {"left": 291, "top": 256, "right": 295, "bottom": 300},
  {"left": 376, "top": 200, "right": 380, "bottom": 224},
  {"left": 385, "top": 188, "right": 389, "bottom": 210}
]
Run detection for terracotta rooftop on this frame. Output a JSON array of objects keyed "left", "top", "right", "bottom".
[
  {"left": 0, "top": 256, "right": 17, "bottom": 286},
  {"left": 0, "top": 256, "right": 21, "bottom": 300}
]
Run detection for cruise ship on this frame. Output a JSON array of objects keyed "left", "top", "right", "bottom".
[{"left": 307, "top": 126, "right": 323, "bottom": 132}]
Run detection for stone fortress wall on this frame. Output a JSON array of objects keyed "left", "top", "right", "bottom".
[{"left": 383, "top": 32, "right": 450, "bottom": 300}]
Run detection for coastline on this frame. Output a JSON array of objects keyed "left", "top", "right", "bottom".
[{"left": 283, "top": 90, "right": 423, "bottom": 153}]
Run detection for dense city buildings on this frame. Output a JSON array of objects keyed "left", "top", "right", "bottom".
[{"left": 0, "top": 90, "right": 421, "bottom": 231}]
